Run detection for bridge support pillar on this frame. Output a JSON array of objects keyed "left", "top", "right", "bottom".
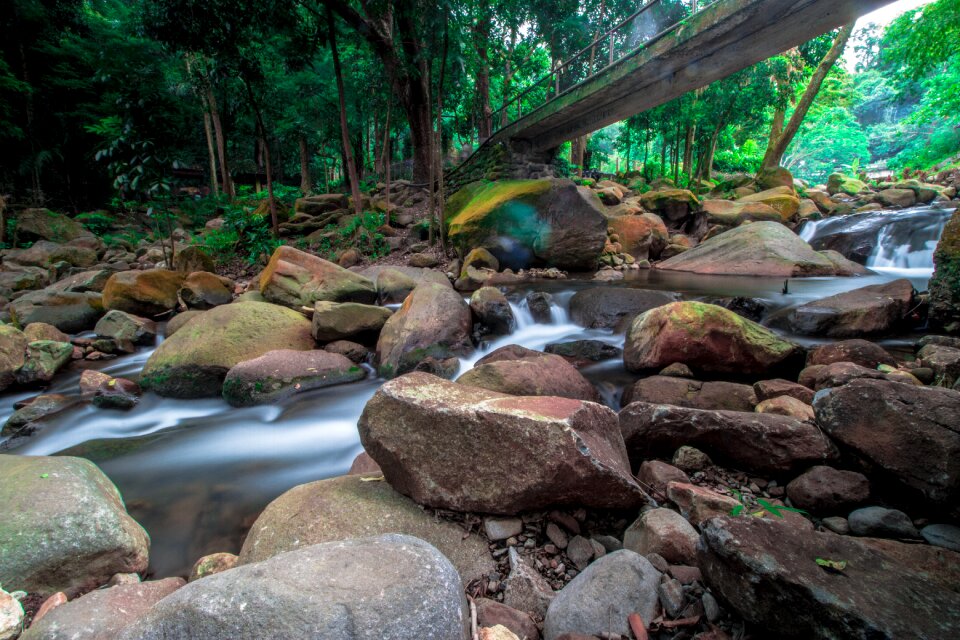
[{"left": 446, "top": 140, "right": 558, "bottom": 194}]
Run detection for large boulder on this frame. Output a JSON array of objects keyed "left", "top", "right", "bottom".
[
  {"left": 772, "top": 279, "right": 914, "bottom": 337},
  {"left": 178, "top": 271, "right": 234, "bottom": 309},
  {"left": 736, "top": 186, "right": 800, "bottom": 221},
  {"left": 657, "top": 222, "right": 838, "bottom": 276},
  {"left": 311, "top": 301, "right": 393, "bottom": 343},
  {"left": 929, "top": 208, "right": 960, "bottom": 333},
  {"left": 358, "top": 372, "right": 646, "bottom": 514},
  {"left": 827, "top": 172, "right": 869, "bottom": 196},
  {"left": 5, "top": 241, "right": 97, "bottom": 269},
  {"left": 258, "top": 245, "right": 376, "bottom": 309},
  {"left": 639, "top": 189, "right": 699, "bottom": 224},
  {"left": 606, "top": 213, "right": 669, "bottom": 260},
  {"left": 699, "top": 516, "right": 960, "bottom": 640},
  {"left": 359, "top": 266, "right": 451, "bottom": 304},
  {"left": 375, "top": 283, "right": 473, "bottom": 378},
  {"left": 9, "top": 289, "right": 103, "bottom": 333},
  {"left": 918, "top": 342, "right": 960, "bottom": 387},
  {"left": 622, "top": 375, "right": 757, "bottom": 412},
  {"left": 102, "top": 270, "right": 185, "bottom": 317},
  {"left": 20, "top": 578, "right": 185, "bottom": 640},
  {"left": 117, "top": 535, "right": 469, "bottom": 640},
  {"left": 445, "top": 179, "right": 607, "bottom": 271},
  {"left": 14, "top": 208, "right": 93, "bottom": 244},
  {"left": 619, "top": 402, "right": 837, "bottom": 475},
  {"left": 48, "top": 269, "right": 114, "bottom": 294},
  {"left": 140, "top": 301, "right": 315, "bottom": 398},
  {"left": 222, "top": 349, "right": 365, "bottom": 406},
  {"left": 568, "top": 287, "right": 674, "bottom": 330},
  {"left": 238, "top": 474, "right": 494, "bottom": 585},
  {"left": 0, "top": 325, "right": 28, "bottom": 391},
  {"left": 813, "top": 379, "right": 960, "bottom": 505},
  {"left": 15, "top": 340, "right": 72, "bottom": 385},
  {"left": 0, "top": 455, "right": 149, "bottom": 597},
  {"left": 701, "top": 199, "right": 782, "bottom": 226},
  {"left": 94, "top": 310, "right": 157, "bottom": 345},
  {"left": 623, "top": 301, "right": 799, "bottom": 376},
  {"left": 806, "top": 339, "right": 895, "bottom": 368},
  {"left": 457, "top": 353, "right": 598, "bottom": 401}
]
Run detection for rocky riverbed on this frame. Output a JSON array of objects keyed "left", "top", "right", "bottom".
[{"left": 1, "top": 169, "right": 960, "bottom": 639}]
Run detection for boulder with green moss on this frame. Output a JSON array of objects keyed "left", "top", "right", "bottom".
[
  {"left": 0, "top": 325, "right": 28, "bottom": 391},
  {"left": 222, "top": 349, "right": 365, "bottom": 407},
  {"left": 930, "top": 209, "right": 960, "bottom": 334},
  {"left": 624, "top": 301, "right": 800, "bottom": 375},
  {"left": 15, "top": 340, "right": 73, "bottom": 385},
  {"left": 13, "top": 208, "right": 94, "bottom": 244},
  {"left": 311, "top": 301, "right": 393, "bottom": 343},
  {"left": 102, "top": 270, "right": 185, "bottom": 317},
  {"left": 827, "top": 173, "right": 869, "bottom": 196},
  {"left": 9, "top": 288, "right": 104, "bottom": 333},
  {"left": 258, "top": 245, "right": 376, "bottom": 309},
  {"left": 445, "top": 178, "right": 606, "bottom": 271},
  {"left": 140, "top": 301, "right": 315, "bottom": 398},
  {"left": 737, "top": 186, "right": 800, "bottom": 221},
  {"left": 4, "top": 240, "right": 98, "bottom": 268}
]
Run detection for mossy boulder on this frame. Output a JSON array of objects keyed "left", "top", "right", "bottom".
[
  {"left": 639, "top": 189, "right": 700, "bottom": 225},
  {"left": 15, "top": 340, "right": 73, "bottom": 385},
  {"left": 9, "top": 289, "right": 104, "bottom": 333},
  {"left": 259, "top": 245, "right": 376, "bottom": 309},
  {"left": 877, "top": 188, "right": 916, "bottom": 208},
  {"left": 173, "top": 246, "right": 215, "bottom": 273},
  {"left": 375, "top": 283, "right": 473, "bottom": 379},
  {"left": 94, "top": 310, "right": 157, "bottom": 345},
  {"left": 755, "top": 166, "right": 794, "bottom": 191},
  {"left": 445, "top": 178, "right": 606, "bottom": 271},
  {"left": 311, "top": 301, "right": 393, "bottom": 343},
  {"left": 607, "top": 213, "right": 669, "bottom": 260},
  {"left": 14, "top": 208, "right": 94, "bottom": 244},
  {"left": 737, "top": 186, "right": 800, "bottom": 221},
  {"left": 929, "top": 209, "right": 960, "bottom": 334},
  {"left": 827, "top": 173, "right": 869, "bottom": 196},
  {"left": 140, "top": 301, "right": 315, "bottom": 398},
  {"left": 0, "top": 454, "right": 149, "bottom": 597},
  {"left": 657, "top": 222, "right": 839, "bottom": 277},
  {"left": 701, "top": 199, "right": 783, "bottom": 226},
  {"left": 222, "top": 349, "right": 365, "bottom": 407},
  {"left": 22, "top": 322, "right": 71, "bottom": 343},
  {"left": 624, "top": 301, "right": 800, "bottom": 376},
  {"left": 0, "top": 325, "right": 28, "bottom": 391},
  {"left": 5, "top": 240, "right": 98, "bottom": 268},
  {"left": 102, "top": 270, "right": 186, "bottom": 317}
]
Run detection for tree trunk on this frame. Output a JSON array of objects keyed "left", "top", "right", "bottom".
[
  {"left": 205, "top": 86, "right": 233, "bottom": 198},
  {"left": 203, "top": 112, "right": 219, "bottom": 196},
  {"left": 299, "top": 135, "right": 312, "bottom": 195},
  {"left": 475, "top": 0, "right": 492, "bottom": 140},
  {"left": 242, "top": 78, "right": 278, "bottom": 235},
  {"left": 761, "top": 24, "right": 854, "bottom": 170},
  {"left": 682, "top": 124, "right": 696, "bottom": 179},
  {"left": 328, "top": 6, "right": 364, "bottom": 217}
]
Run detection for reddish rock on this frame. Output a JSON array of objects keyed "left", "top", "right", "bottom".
[
  {"left": 476, "top": 599, "right": 540, "bottom": 640},
  {"left": 785, "top": 466, "right": 870, "bottom": 514},
  {"left": 179, "top": 271, "right": 234, "bottom": 309},
  {"left": 347, "top": 451, "right": 381, "bottom": 475},
  {"left": 102, "top": 269, "right": 185, "bottom": 317},
  {"left": 622, "top": 376, "right": 757, "bottom": 411},
  {"left": 188, "top": 553, "right": 238, "bottom": 582},
  {"left": 359, "top": 372, "right": 647, "bottom": 514},
  {"left": 755, "top": 395, "right": 814, "bottom": 421},
  {"left": 753, "top": 378, "right": 814, "bottom": 404},
  {"left": 619, "top": 402, "right": 837, "bottom": 475},
  {"left": 623, "top": 508, "right": 699, "bottom": 565},
  {"left": 798, "top": 362, "right": 887, "bottom": 390},
  {"left": 607, "top": 213, "right": 669, "bottom": 259},
  {"left": 457, "top": 354, "right": 598, "bottom": 401},
  {"left": 475, "top": 344, "right": 542, "bottom": 366},
  {"left": 775, "top": 279, "right": 914, "bottom": 337},
  {"left": 31, "top": 592, "right": 67, "bottom": 625},
  {"left": 666, "top": 482, "right": 740, "bottom": 526},
  {"left": 637, "top": 460, "right": 690, "bottom": 495},
  {"left": 569, "top": 287, "right": 674, "bottom": 331},
  {"left": 258, "top": 245, "right": 376, "bottom": 308},
  {"left": 807, "top": 339, "right": 895, "bottom": 368},
  {"left": 814, "top": 379, "right": 960, "bottom": 505}
]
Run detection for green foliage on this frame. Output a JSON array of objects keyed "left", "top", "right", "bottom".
[
  {"left": 75, "top": 211, "right": 116, "bottom": 235},
  {"left": 729, "top": 489, "right": 809, "bottom": 519},
  {"left": 303, "top": 211, "right": 389, "bottom": 263},
  {"left": 198, "top": 200, "right": 281, "bottom": 265}
]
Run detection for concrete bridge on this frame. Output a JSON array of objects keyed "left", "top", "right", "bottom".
[{"left": 449, "top": 0, "right": 894, "bottom": 188}]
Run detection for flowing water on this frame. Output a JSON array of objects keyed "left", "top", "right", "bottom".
[{"left": 0, "top": 204, "right": 950, "bottom": 577}]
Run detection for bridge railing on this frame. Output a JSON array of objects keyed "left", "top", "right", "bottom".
[{"left": 490, "top": 0, "right": 716, "bottom": 136}]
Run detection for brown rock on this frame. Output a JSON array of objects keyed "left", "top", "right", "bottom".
[
  {"left": 568, "top": 287, "right": 674, "bottom": 331},
  {"left": 622, "top": 376, "right": 757, "bottom": 411},
  {"left": 457, "top": 354, "right": 598, "bottom": 401},
  {"left": 666, "top": 482, "right": 739, "bottom": 527},
  {"left": 752, "top": 378, "right": 814, "bottom": 404},
  {"left": 637, "top": 460, "right": 690, "bottom": 495},
  {"left": 775, "top": 279, "right": 914, "bottom": 337},
  {"left": 607, "top": 213, "right": 669, "bottom": 260},
  {"left": 179, "top": 271, "right": 234, "bottom": 309},
  {"left": 102, "top": 270, "right": 185, "bottom": 316},
  {"left": 347, "top": 451, "right": 382, "bottom": 475},
  {"left": 623, "top": 508, "right": 698, "bottom": 565},
  {"left": 258, "top": 245, "right": 376, "bottom": 309},
  {"left": 798, "top": 361, "right": 887, "bottom": 391},
  {"left": 476, "top": 599, "right": 540, "bottom": 640},
  {"left": 785, "top": 466, "right": 870, "bottom": 514},
  {"left": 755, "top": 396, "right": 814, "bottom": 421},
  {"left": 475, "top": 344, "right": 542, "bottom": 366},
  {"left": 188, "top": 553, "right": 238, "bottom": 582},
  {"left": 807, "top": 339, "right": 895, "bottom": 368}
]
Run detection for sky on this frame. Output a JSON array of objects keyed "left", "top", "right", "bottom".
[{"left": 845, "top": 0, "right": 934, "bottom": 70}]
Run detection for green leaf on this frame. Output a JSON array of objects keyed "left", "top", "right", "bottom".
[
  {"left": 40, "top": 473, "right": 49, "bottom": 479},
  {"left": 815, "top": 558, "right": 847, "bottom": 572},
  {"left": 730, "top": 504, "right": 744, "bottom": 516}
]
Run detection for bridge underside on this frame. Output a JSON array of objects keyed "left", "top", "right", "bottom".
[{"left": 495, "top": 0, "right": 893, "bottom": 154}]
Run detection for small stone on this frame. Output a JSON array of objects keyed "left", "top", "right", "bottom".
[
  {"left": 668, "top": 565, "right": 703, "bottom": 584},
  {"left": 593, "top": 535, "right": 623, "bottom": 553},
  {"left": 0, "top": 588, "right": 24, "bottom": 640},
  {"left": 646, "top": 553, "right": 670, "bottom": 573},
  {"left": 660, "top": 363, "right": 694, "bottom": 378},
  {"left": 637, "top": 460, "right": 690, "bottom": 495},
  {"left": 659, "top": 578, "right": 686, "bottom": 618},
  {"left": 920, "top": 524, "right": 960, "bottom": 552},
  {"left": 503, "top": 547, "right": 555, "bottom": 617},
  {"left": 92, "top": 377, "right": 142, "bottom": 411},
  {"left": 672, "top": 446, "right": 712, "bottom": 471},
  {"left": 548, "top": 511, "right": 582, "bottom": 535},
  {"left": 188, "top": 552, "right": 238, "bottom": 581},
  {"left": 701, "top": 591, "right": 721, "bottom": 622},
  {"left": 785, "top": 466, "right": 870, "bottom": 514},
  {"left": 546, "top": 523, "right": 569, "bottom": 549},
  {"left": 485, "top": 517, "right": 524, "bottom": 542},
  {"left": 479, "top": 624, "right": 521, "bottom": 640},
  {"left": 624, "top": 508, "right": 699, "bottom": 565},
  {"left": 79, "top": 369, "right": 113, "bottom": 399},
  {"left": 666, "top": 482, "right": 740, "bottom": 526},
  {"left": 566, "top": 535, "right": 595, "bottom": 571},
  {"left": 848, "top": 506, "right": 920, "bottom": 539},
  {"left": 107, "top": 573, "right": 141, "bottom": 586},
  {"left": 475, "top": 599, "right": 540, "bottom": 640},
  {"left": 30, "top": 591, "right": 67, "bottom": 626},
  {"left": 821, "top": 516, "right": 850, "bottom": 535}
]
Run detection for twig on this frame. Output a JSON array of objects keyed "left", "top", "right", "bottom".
[
  {"left": 468, "top": 595, "right": 478, "bottom": 640},
  {"left": 628, "top": 612, "right": 649, "bottom": 640}
]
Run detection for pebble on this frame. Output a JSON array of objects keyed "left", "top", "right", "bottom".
[
  {"left": 0, "top": 589, "right": 24, "bottom": 640},
  {"left": 821, "top": 516, "right": 850, "bottom": 535},
  {"left": 646, "top": 553, "right": 670, "bottom": 573},
  {"left": 548, "top": 510, "right": 582, "bottom": 535},
  {"left": 659, "top": 578, "right": 686, "bottom": 617},
  {"left": 848, "top": 506, "right": 920, "bottom": 539},
  {"left": 593, "top": 534, "right": 623, "bottom": 553},
  {"left": 702, "top": 591, "right": 722, "bottom": 622},
  {"left": 546, "top": 522, "right": 570, "bottom": 549},
  {"left": 920, "top": 524, "right": 960, "bottom": 552},
  {"left": 673, "top": 446, "right": 712, "bottom": 471},
  {"left": 484, "top": 517, "right": 524, "bottom": 541},
  {"left": 566, "top": 535, "right": 595, "bottom": 571}
]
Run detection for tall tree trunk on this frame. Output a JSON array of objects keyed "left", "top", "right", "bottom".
[
  {"left": 299, "top": 135, "right": 312, "bottom": 195},
  {"left": 761, "top": 24, "right": 854, "bottom": 170},
  {"left": 682, "top": 124, "right": 696, "bottom": 179},
  {"left": 242, "top": 78, "right": 278, "bottom": 236},
  {"left": 475, "top": 0, "right": 493, "bottom": 140},
  {"left": 205, "top": 86, "right": 233, "bottom": 198},
  {"left": 328, "top": 6, "right": 363, "bottom": 217},
  {"left": 203, "top": 112, "right": 219, "bottom": 196}
]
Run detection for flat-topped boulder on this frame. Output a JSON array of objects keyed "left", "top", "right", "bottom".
[
  {"left": 657, "top": 222, "right": 841, "bottom": 276},
  {"left": 9, "top": 289, "right": 103, "bottom": 333},
  {"left": 359, "top": 372, "right": 646, "bottom": 514},
  {"left": 736, "top": 186, "right": 800, "bottom": 220},
  {"left": 569, "top": 287, "right": 675, "bottom": 330},
  {"left": 222, "top": 349, "right": 365, "bottom": 407},
  {"left": 622, "top": 375, "right": 757, "bottom": 411},
  {"left": 457, "top": 353, "right": 598, "bottom": 401},
  {"left": 772, "top": 279, "right": 914, "bottom": 337},
  {"left": 102, "top": 269, "right": 185, "bottom": 317},
  {"left": 140, "top": 301, "right": 315, "bottom": 398},
  {"left": 701, "top": 199, "right": 783, "bottom": 226},
  {"left": 14, "top": 208, "right": 94, "bottom": 243},
  {"left": 311, "top": 301, "right": 393, "bottom": 343},
  {"left": 258, "top": 245, "right": 376, "bottom": 308}
]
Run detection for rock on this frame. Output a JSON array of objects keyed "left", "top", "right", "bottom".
[
  {"left": 672, "top": 446, "right": 712, "bottom": 471},
  {"left": 470, "top": 287, "right": 516, "bottom": 337},
  {"left": 21, "top": 578, "right": 185, "bottom": 640},
  {"left": 22, "top": 322, "right": 70, "bottom": 343},
  {"left": 0, "top": 324, "right": 28, "bottom": 391},
  {"left": 445, "top": 179, "right": 607, "bottom": 271},
  {"left": 238, "top": 474, "right": 494, "bottom": 586},
  {"left": 222, "top": 349, "right": 364, "bottom": 407},
  {"left": 13, "top": 209, "right": 93, "bottom": 244},
  {"left": 659, "top": 578, "right": 686, "bottom": 617},
  {"left": 9, "top": 289, "right": 103, "bottom": 333},
  {"left": 475, "top": 345, "right": 542, "bottom": 366},
  {"left": 543, "top": 550, "right": 661, "bottom": 640},
  {"left": 407, "top": 252, "right": 437, "bottom": 268},
  {"left": 752, "top": 378, "right": 814, "bottom": 404},
  {"left": 755, "top": 395, "right": 814, "bottom": 421},
  {"left": 544, "top": 340, "right": 621, "bottom": 365},
  {"left": 15, "top": 340, "right": 72, "bottom": 385},
  {"left": 623, "top": 508, "right": 698, "bottom": 565},
  {"left": 101, "top": 270, "right": 184, "bottom": 316},
  {"left": 479, "top": 625, "right": 520, "bottom": 640},
  {"left": 848, "top": 506, "right": 920, "bottom": 539},
  {"left": 476, "top": 600, "right": 540, "bottom": 640},
  {"left": 324, "top": 339, "right": 370, "bottom": 363},
  {"left": 457, "top": 353, "right": 598, "bottom": 401},
  {"left": 5, "top": 241, "right": 97, "bottom": 269},
  {"left": 173, "top": 246, "right": 215, "bottom": 273},
  {"left": 798, "top": 361, "right": 887, "bottom": 390},
  {"left": 737, "top": 186, "right": 801, "bottom": 221},
  {"left": 47, "top": 269, "right": 114, "bottom": 295},
  {"left": 118, "top": 534, "right": 469, "bottom": 640},
  {"left": 827, "top": 172, "right": 869, "bottom": 196},
  {"left": 163, "top": 310, "right": 204, "bottom": 337},
  {"left": 347, "top": 451, "right": 381, "bottom": 475},
  {"left": 785, "top": 466, "right": 870, "bottom": 514},
  {"left": 818, "top": 249, "right": 872, "bottom": 276},
  {"left": 0, "top": 588, "right": 23, "bottom": 640},
  {"left": 622, "top": 376, "right": 757, "bottom": 412},
  {"left": 565, "top": 536, "right": 596, "bottom": 571},
  {"left": 756, "top": 167, "right": 795, "bottom": 191},
  {"left": 659, "top": 362, "right": 694, "bottom": 377},
  {"left": 620, "top": 402, "right": 837, "bottom": 475},
  {"left": 94, "top": 310, "right": 156, "bottom": 345},
  {"left": 920, "top": 524, "right": 960, "bottom": 552},
  {"left": 929, "top": 209, "right": 960, "bottom": 333},
  {"left": 525, "top": 291, "right": 553, "bottom": 323},
  {"left": 179, "top": 271, "right": 233, "bottom": 309},
  {"left": 666, "top": 482, "right": 740, "bottom": 526},
  {"left": 0, "top": 455, "right": 149, "bottom": 597},
  {"left": 295, "top": 193, "right": 347, "bottom": 215},
  {"left": 375, "top": 283, "right": 472, "bottom": 378},
  {"left": 369, "top": 267, "right": 449, "bottom": 305},
  {"left": 92, "top": 377, "right": 142, "bottom": 411},
  {"left": 484, "top": 517, "right": 523, "bottom": 542},
  {"left": 545, "top": 523, "right": 569, "bottom": 549},
  {"left": 311, "top": 301, "right": 393, "bottom": 343},
  {"left": 140, "top": 301, "right": 315, "bottom": 398},
  {"left": 877, "top": 188, "right": 916, "bottom": 208},
  {"left": 258, "top": 245, "right": 376, "bottom": 309},
  {"left": 503, "top": 548, "right": 555, "bottom": 618},
  {"left": 637, "top": 460, "right": 690, "bottom": 494},
  {"left": 918, "top": 342, "right": 960, "bottom": 387},
  {"left": 701, "top": 199, "right": 782, "bottom": 226},
  {"left": 813, "top": 379, "right": 960, "bottom": 505},
  {"left": 699, "top": 516, "right": 960, "bottom": 640},
  {"left": 639, "top": 189, "right": 700, "bottom": 226},
  {"left": 3, "top": 394, "right": 77, "bottom": 436},
  {"left": 188, "top": 553, "right": 238, "bottom": 581},
  {"left": 775, "top": 279, "right": 914, "bottom": 337},
  {"left": 821, "top": 516, "right": 849, "bottom": 535},
  {"left": 624, "top": 301, "right": 799, "bottom": 375},
  {"left": 606, "top": 213, "right": 669, "bottom": 259},
  {"left": 568, "top": 287, "right": 674, "bottom": 330},
  {"left": 807, "top": 339, "right": 895, "bottom": 368},
  {"left": 359, "top": 372, "right": 646, "bottom": 514},
  {"left": 657, "top": 222, "right": 838, "bottom": 276}
]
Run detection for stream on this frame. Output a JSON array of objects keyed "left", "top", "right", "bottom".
[{"left": 0, "top": 205, "right": 952, "bottom": 577}]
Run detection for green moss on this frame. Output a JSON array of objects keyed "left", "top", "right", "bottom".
[{"left": 445, "top": 180, "right": 551, "bottom": 232}]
